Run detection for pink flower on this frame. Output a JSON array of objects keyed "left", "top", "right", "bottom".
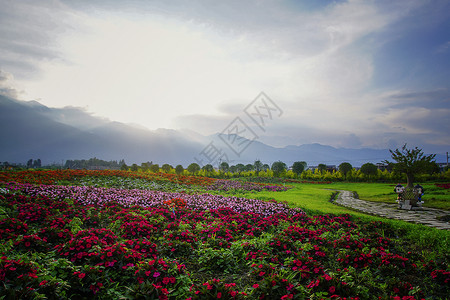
[
  {"left": 217, "top": 292, "right": 222, "bottom": 298},
  {"left": 153, "top": 272, "right": 161, "bottom": 278},
  {"left": 78, "top": 273, "right": 86, "bottom": 279},
  {"left": 253, "top": 283, "right": 259, "bottom": 289}
]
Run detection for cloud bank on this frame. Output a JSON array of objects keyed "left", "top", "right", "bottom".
[{"left": 0, "top": 0, "right": 449, "bottom": 155}]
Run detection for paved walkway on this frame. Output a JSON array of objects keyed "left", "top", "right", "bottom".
[{"left": 333, "top": 190, "right": 450, "bottom": 230}]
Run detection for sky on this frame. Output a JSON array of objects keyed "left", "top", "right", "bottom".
[{"left": 1, "top": 0, "right": 449, "bottom": 155}]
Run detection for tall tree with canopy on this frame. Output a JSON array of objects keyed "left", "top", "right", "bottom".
[
  {"left": 292, "top": 161, "right": 306, "bottom": 176},
  {"left": 338, "top": 162, "right": 353, "bottom": 177},
  {"left": 253, "top": 160, "right": 263, "bottom": 173},
  {"left": 271, "top": 161, "right": 287, "bottom": 177},
  {"left": 384, "top": 144, "right": 436, "bottom": 188}
]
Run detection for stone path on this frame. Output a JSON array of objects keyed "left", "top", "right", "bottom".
[{"left": 333, "top": 190, "right": 450, "bottom": 230}]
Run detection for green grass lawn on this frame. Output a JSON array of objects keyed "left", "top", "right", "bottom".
[
  {"left": 327, "top": 182, "right": 450, "bottom": 210},
  {"left": 247, "top": 182, "right": 449, "bottom": 213},
  {"left": 242, "top": 182, "right": 450, "bottom": 255}
]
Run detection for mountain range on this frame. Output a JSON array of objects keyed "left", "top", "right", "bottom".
[{"left": 1, "top": 95, "right": 443, "bottom": 167}]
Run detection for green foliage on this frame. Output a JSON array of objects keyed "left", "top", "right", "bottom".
[
  {"left": 187, "top": 163, "right": 201, "bottom": 174},
  {"left": 338, "top": 162, "right": 352, "bottom": 177},
  {"left": 384, "top": 144, "right": 437, "bottom": 187},
  {"left": 318, "top": 164, "right": 327, "bottom": 173},
  {"left": 64, "top": 157, "right": 124, "bottom": 169},
  {"left": 253, "top": 160, "right": 263, "bottom": 173},
  {"left": 292, "top": 161, "right": 306, "bottom": 175},
  {"left": 271, "top": 161, "right": 287, "bottom": 177},
  {"left": 175, "top": 164, "right": 184, "bottom": 175},
  {"left": 149, "top": 163, "right": 160, "bottom": 173},
  {"left": 219, "top": 162, "right": 230, "bottom": 172},
  {"left": 202, "top": 164, "right": 214, "bottom": 173},
  {"left": 141, "top": 162, "right": 151, "bottom": 172},
  {"left": 196, "top": 247, "right": 244, "bottom": 275},
  {"left": 360, "top": 163, "right": 378, "bottom": 178},
  {"left": 161, "top": 163, "right": 173, "bottom": 173},
  {"left": 245, "top": 164, "right": 254, "bottom": 172}
]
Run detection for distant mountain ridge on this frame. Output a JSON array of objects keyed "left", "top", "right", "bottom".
[{"left": 1, "top": 96, "right": 443, "bottom": 167}]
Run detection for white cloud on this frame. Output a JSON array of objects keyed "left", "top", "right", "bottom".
[
  {"left": 0, "top": 69, "right": 21, "bottom": 98},
  {"left": 1, "top": 0, "right": 448, "bottom": 153}
]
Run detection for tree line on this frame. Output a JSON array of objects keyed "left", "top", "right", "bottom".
[
  {"left": 120, "top": 145, "right": 448, "bottom": 184},
  {"left": 10, "top": 145, "right": 447, "bottom": 184}
]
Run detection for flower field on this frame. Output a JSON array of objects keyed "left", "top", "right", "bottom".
[
  {"left": 0, "top": 170, "right": 290, "bottom": 193},
  {"left": 0, "top": 172, "right": 449, "bottom": 299}
]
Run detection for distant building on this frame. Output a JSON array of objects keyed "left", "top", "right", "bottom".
[
  {"left": 326, "top": 165, "right": 337, "bottom": 172},
  {"left": 376, "top": 163, "right": 389, "bottom": 171},
  {"left": 437, "top": 162, "right": 448, "bottom": 172},
  {"left": 86, "top": 166, "right": 121, "bottom": 171},
  {"left": 308, "top": 165, "right": 337, "bottom": 172}
]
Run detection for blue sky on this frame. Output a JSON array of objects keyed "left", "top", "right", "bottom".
[{"left": 0, "top": 0, "right": 449, "bottom": 155}]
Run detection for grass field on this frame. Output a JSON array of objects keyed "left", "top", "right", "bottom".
[
  {"left": 244, "top": 182, "right": 450, "bottom": 212},
  {"left": 244, "top": 182, "right": 450, "bottom": 255}
]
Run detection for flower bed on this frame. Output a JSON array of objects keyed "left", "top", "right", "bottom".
[
  {"left": 0, "top": 170, "right": 291, "bottom": 193},
  {"left": 0, "top": 170, "right": 216, "bottom": 186},
  {"left": 435, "top": 183, "right": 450, "bottom": 189},
  {"left": 206, "top": 179, "right": 291, "bottom": 192},
  {"left": 0, "top": 183, "right": 448, "bottom": 299},
  {"left": 3, "top": 182, "right": 302, "bottom": 217}
]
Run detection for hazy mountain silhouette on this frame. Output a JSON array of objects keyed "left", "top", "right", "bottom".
[
  {"left": 208, "top": 134, "right": 392, "bottom": 167},
  {"left": 3, "top": 95, "right": 439, "bottom": 167},
  {"left": 0, "top": 95, "right": 202, "bottom": 165}
]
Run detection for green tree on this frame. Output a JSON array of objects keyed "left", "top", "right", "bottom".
[
  {"left": 202, "top": 164, "right": 214, "bottom": 173},
  {"left": 236, "top": 164, "right": 245, "bottom": 173},
  {"left": 120, "top": 163, "right": 128, "bottom": 171},
  {"left": 219, "top": 162, "right": 229, "bottom": 172},
  {"left": 245, "top": 164, "right": 254, "bottom": 171},
  {"left": 262, "top": 164, "right": 270, "bottom": 171},
  {"left": 338, "top": 162, "right": 353, "bottom": 177},
  {"left": 27, "top": 159, "right": 33, "bottom": 168},
  {"left": 33, "top": 159, "right": 41, "bottom": 168},
  {"left": 360, "top": 163, "right": 378, "bottom": 178},
  {"left": 384, "top": 144, "right": 436, "bottom": 188},
  {"left": 187, "top": 163, "right": 200, "bottom": 174},
  {"left": 141, "top": 162, "right": 151, "bottom": 172},
  {"left": 291, "top": 161, "right": 306, "bottom": 176},
  {"left": 271, "top": 161, "right": 287, "bottom": 177},
  {"left": 149, "top": 164, "right": 160, "bottom": 173},
  {"left": 318, "top": 164, "right": 327, "bottom": 173},
  {"left": 175, "top": 165, "right": 184, "bottom": 175},
  {"left": 162, "top": 164, "right": 173, "bottom": 173},
  {"left": 253, "top": 160, "right": 263, "bottom": 172},
  {"left": 130, "top": 164, "right": 139, "bottom": 172}
]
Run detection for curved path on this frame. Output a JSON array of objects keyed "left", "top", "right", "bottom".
[{"left": 333, "top": 190, "right": 450, "bottom": 230}]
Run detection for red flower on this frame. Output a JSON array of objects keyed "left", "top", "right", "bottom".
[
  {"left": 329, "top": 286, "right": 336, "bottom": 294},
  {"left": 253, "top": 283, "right": 259, "bottom": 289},
  {"left": 78, "top": 273, "right": 86, "bottom": 279},
  {"left": 217, "top": 292, "right": 222, "bottom": 298}
]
